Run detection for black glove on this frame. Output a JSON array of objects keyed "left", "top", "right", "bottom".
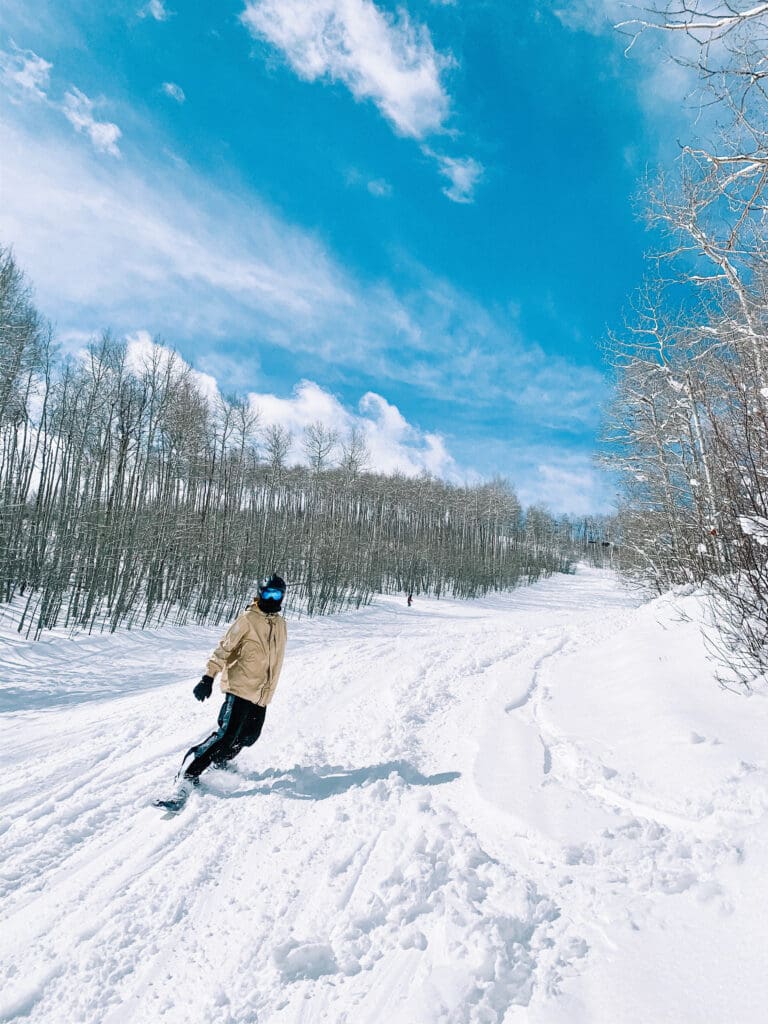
[{"left": 193, "top": 675, "right": 214, "bottom": 702}]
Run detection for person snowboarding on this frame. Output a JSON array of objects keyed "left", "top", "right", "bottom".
[{"left": 155, "top": 573, "right": 288, "bottom": 811}]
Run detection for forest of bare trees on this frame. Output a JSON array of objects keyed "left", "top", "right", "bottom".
[
  {"left": 605, "top": 1, "right": 768, "bottom": 687},
  {"left": 0, "top": 247, "right": 598, "bottom": 639}
]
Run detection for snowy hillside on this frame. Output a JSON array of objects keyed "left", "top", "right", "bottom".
[{"left": 2, "top": 568, "right": 767, "bottom": 1023}]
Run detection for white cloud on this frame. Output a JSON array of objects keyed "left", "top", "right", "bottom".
[
  {"left": 513, "top": 360, "right": 604, "bottom": 432},
  {"left": 250, "top": 381, "right": 458, "bottom": 477},
  {"left": 0, "top": 116, "right": 368, "bottom": 357},
  {"left": 553, "top": 0, "right": 617, "bottom": 34},
  {"left": 240, "top": 1, "right": 484, "bottom": 202},
  {"left": 119, "top": 344, "right": 461, "bottom": 478},
  {"left": 61, "top": 88, "right": 122, "bottom": 156},
  {"left": 344, "top": 167, "right": 393, "bottom": 197},
  {"left": 117, "top": 351, "right": 607, "bottom": 506},
  {"left": 367, "top": 178, "right": 392, "bottom": 197},
  {"left": 0, "top": 113, "right": 607, "bottom": 507},
  {"left": 427, "top": 150, "right": 484, "bottom": 204},
  {"left": 241, "top": 0, "right": 451, "bottom": 140},
  {"left": 0, "top": 48, "right": 123, "bottom": 156},
  {"left": 360, "top": 392, "right": 457, "bottom": 477},
  {"left": 552, "top": 0, "right": 707, "bottom": 127},
  {"left": 531, "top": 458, "right": 611, "bottom": 515},
  {"left": 139, "top": 0, "right": 173, "bottom": 21},
  {"left": 254, "top": 380, "right": 342, "bottom": 433},
  {"left": 161, "top": 81, "right": 186, "bottom": 104},
  {"left": 0, "top": 45, "right": 52, "bottom": 99},
  {"left": 125, "top": 331, "right": 219, "bottom": 400},
  {"left": 498, "top": 448, "right": 615, "bottom": 515}
]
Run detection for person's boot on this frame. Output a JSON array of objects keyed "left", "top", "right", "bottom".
[{"left": 153, "top": 774, "right": 199, "bottom": 813}]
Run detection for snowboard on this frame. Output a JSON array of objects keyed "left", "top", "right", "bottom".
[{"left": 153, "top": 794, "right": 189, "bottom": 813}]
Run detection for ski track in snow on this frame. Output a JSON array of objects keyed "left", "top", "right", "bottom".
[{"left": 2, "top": 568, "right": 768, "bottom": 1023}]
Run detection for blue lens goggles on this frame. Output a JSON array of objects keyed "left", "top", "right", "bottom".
[{"left": 261, "top": 588, "right": 284, "bottom": 601}]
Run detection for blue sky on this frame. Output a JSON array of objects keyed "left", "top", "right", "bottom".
[{"left": 0, "top": 0, "right": 677, "bottom": 512}]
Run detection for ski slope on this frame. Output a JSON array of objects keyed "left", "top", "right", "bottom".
[{"left": 2, "top": 568, "right": 768, "bottom": 1023}]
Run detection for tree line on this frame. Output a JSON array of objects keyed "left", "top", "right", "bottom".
[
  {"left": 604, "top": 1, "right": 768, "bottom": 688},
  {"left": 0, "top": 249, "right": 597, "bottom": 638}
]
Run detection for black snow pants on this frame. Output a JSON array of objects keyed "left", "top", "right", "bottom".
[{"left": 182, "top": 694, "right": 266, "bottom": 780}]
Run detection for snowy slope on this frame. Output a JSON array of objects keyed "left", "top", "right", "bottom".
[{"left": 1, "top": 568, "right": 768, "bottom": 1023}]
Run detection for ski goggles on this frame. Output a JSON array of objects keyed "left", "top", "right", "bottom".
[{"left": 260, "top": 587, "right": 284, "bottom": 601}]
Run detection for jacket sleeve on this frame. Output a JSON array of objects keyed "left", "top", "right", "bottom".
[
  {"left": 205, "top": 614, "right": 249, "bottom": 678},
  {"left": 271, "top": 618, "right": 288, "bottom": 687}
]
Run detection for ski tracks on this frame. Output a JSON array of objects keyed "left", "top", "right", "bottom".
[
  {"left": 222, "top": 776, "right": 573, "bottom": 1024},
  {"left": 0, "top": 587, "right": 591, "bottom": 1024},
  {"left": 486, "top": 580, "right": 768, "bottom": 981},
  {"left": 4, "top": 571, "right": 764, "bottom": 1022}
]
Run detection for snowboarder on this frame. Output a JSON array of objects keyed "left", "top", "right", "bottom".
[{"left": 155, "top": 573, "right": 288, "bottom": 810}]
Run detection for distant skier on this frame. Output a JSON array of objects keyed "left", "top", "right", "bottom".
[
  {"left": 407, "top": 593, "right": 413, "bottom": 607},
  {"left": 155, "top": 573, "right": 288, "bottom": 810}
]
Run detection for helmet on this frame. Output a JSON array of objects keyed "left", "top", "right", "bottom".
[
  {"left": 258, "top": 573, "right": 286, "bottom": 597},
  {"left": 257, "top": 573, "right": 286, "bottom": 612}
]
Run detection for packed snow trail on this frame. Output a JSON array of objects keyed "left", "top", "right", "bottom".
[{"left": 2, "top": 568, "right": 768, "bottom": 1023}]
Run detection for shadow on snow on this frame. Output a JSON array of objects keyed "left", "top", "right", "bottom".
[{"left": 218, "top": 761, "right": 461, "bottom": 801}]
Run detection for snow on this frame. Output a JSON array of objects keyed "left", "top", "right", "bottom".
[
  {"left": 739, "top": 514, "right": 768, "bottom": 544},
  {"left": 2, "top": 567, "right": 768, "bottom": 1022}
]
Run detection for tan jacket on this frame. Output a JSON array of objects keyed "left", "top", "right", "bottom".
[{"left": 205, "top": 602, "right": 288, "bottom": 706}]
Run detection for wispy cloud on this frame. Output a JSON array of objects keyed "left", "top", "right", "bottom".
[
  {"left": 240, "top": 0, "right": 481, "bottom": 202},
  {"left": 61, "top": 87, "right": 122, "bottom": 155},
  {"left": 448, "top": 439, "right": 614, "bottom": 513},
  {"left": 367, "top": 178, "right": 392, "bottom": 198},
  {"left": 0, "top": 112, "right": 605, "bottom": 500},
  {"left": 518, "top": 450, "right": 614, "bottom": 514},
  {"left": 426, "top": 150, "right": 484, "bottom": 204},
  {"left": 139, "top": 0, "right": 174, "bottom": 22},
  {"left": 0, "top": 116, "right": 362, "bottom": 353},
  {"left": 0, "top": 43, "right": 51, "bottom": 98},
  {"left": 552, "top": 0, "right": 616, "bottom": 34},
  {"left": 344, "top": 167, "right": 393, "bottom": 198},
  {"left": 241, "top": 0, "right": 451, "bottom": 139},
  {"left": 161, "top": 81, "right": 185, "bottom": 103},
  {"left": 551, "top": 0, "right": 705, "bottom": 126},
  {"left": 0, "top": 45, "right": 122, "bottom": 156}
]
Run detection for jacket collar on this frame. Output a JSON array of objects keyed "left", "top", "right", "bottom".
[{"left": 250, "top": 601, "right": 280, "bottom": 618}]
